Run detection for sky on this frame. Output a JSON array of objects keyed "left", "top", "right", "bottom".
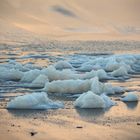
[{"left": 0, "top": 0, "right": 140, "bottom": 40}]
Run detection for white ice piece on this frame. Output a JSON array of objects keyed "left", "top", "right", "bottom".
[
  {"left": 121, "top": 92, "right": 139, "bottom": 102},
  {"left": 7, "top": 92, "right": 63, "bottom": 109},
  {"left": 74, "top": 91, "right": 105, "bottom": 108}
]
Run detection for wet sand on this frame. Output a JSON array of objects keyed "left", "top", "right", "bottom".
[{"left": 0, "top": 107, "right": 140, "bottom": 140}]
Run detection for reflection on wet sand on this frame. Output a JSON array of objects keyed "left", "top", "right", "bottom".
[
  {"left": 76, "top": 108, "right": 105, "bottom": 121},
  {"left": 7, "top": 109, "right": 47, "bottom": 118},
  {"left": 124, "top": 101, "right": 138, "bottom": 110}
]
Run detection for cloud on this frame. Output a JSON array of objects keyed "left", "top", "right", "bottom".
[{"left": 51, "top": 5, "right": 77, "bottom": 18}]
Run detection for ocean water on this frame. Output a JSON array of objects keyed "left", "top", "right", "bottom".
[{"left": 0, "top": 40, "right": 140, "bottom": 124}]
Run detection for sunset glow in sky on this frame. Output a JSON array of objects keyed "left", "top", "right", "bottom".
[{"left": 0, "top": 0, "right": 140, "bottom": 40}]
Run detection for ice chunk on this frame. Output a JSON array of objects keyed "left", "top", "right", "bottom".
[
  {"left": 82, "top": 70, "right": 96, "bottom": 79},
  {"left": 74, "top": 91, "right": 105, "bottom": 108},
  {"left": 7, "top": 92, "right": 64, "bottom": 109},
  {"left": 91, "top": 77, "right": 117, "bottom": 95},
  {"left": 54, "top": 61, "right": 73, "bottom": 70},
  {"left": 30, "top": 74, "right": 49, "bottom": 88},
  {"left": 77, "top": 63, "right": 94, "bottom": 72},
  {"left": 20, "top": 69, "right": 40, "bottom": 83},
  {"left": 43, "top": 79, "right": 92, "bottom": 93},
  {"left": 103, "top": 83, "right": 115, "bottom": 95},
  {"left": 105, "top": 58, "right": 120, "bottom": 72},
  {"left": 100, "top": 94, "right": 116, "bottom": 107},
  {"left": 116, "top": 55, "right": 136, "bottom": 65},
  {"left": 121, "top": 92, "right": 139, "bottom": 102},
  {"left": 118, "top": 62, "right": 133, "bottom": 73},
  {"left": 43, "top": 66, "right": 80, "bottom": 81},
  {"left": 113, "top": 86, "right": 125, "bottom": 93},
  {"left": 0, "top": 66, "right": 23, "bottom": 81},
  {"left": 77, "top": 57, "right": 108, "bottom": 72},
  {"left": 42, "top": 66, "right": 108, "bottom": 81},
  {"left": 96, "top": 69, "right": 108, "bottom": 79},
  {"left": 91, "top": 77, "right": 104, "bottom": 95},
  {"left": 82, "top": 69, "right": 108, "bottom": 80},
  {"left": 111, "top": 66, "right": 128, "bottom": 77}
]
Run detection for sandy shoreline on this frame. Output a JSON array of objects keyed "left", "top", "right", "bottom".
[{"left": 0, "top": 108, "right": 140, "bottom": 140}]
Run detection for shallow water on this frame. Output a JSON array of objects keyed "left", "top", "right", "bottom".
[{"left": 0, "top": 40, "right": 140, "bottom": 125}]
